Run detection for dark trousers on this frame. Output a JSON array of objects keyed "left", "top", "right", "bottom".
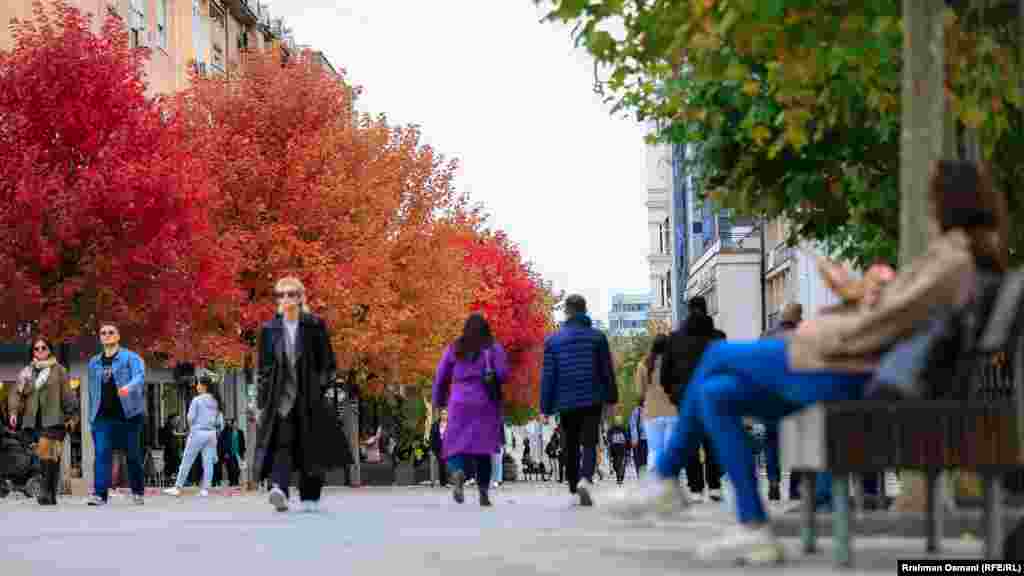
[
  {"left": 93, "top": 416, "right": 145, "bottom": 499},
  {"left": 560, "top": 404, "right": 602, "bottom": 494},
  {"left": 448, "top": 454, "right": 491, "bottom": 491},
  {"left": 633, "top": 440, "right": 648, "bottom": 475},
  {"left": 685, "top": 434, "right": 722, "bottom": 493},
  {"left": 270, "top": 410, "right": 323, "bottom": 501},
  {"left": 225, "top": 455, "right": 241, "bottom": 486},
  {"left": 435, "top": 453, "right": 449, "bottom": 486},
  {"left": 610, "top": 444, "right": 627, "bottom": 483}
]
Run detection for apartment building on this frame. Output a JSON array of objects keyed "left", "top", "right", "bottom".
[
  {"left": 645, "top": 123, "right": 674, "bottom": 325},
  {"left": 762, "top": 217, "right": 841, "bottom": 329},
  {"left": 608, "top": 293, "right": 652, "bottom": 337}
]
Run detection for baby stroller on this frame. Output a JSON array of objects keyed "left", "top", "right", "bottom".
[{"left": 0, "top": 429, "right": 43, "bottom": 499}]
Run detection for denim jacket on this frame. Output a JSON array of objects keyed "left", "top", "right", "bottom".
[{"left": 87, "top": 348, "right": 146, "bottom": 423}]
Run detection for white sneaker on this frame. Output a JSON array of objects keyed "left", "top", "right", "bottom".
[
  {"left": 577, "top": 479, "right": 595, "bottom": 507},
  {"left": 163, "top": 487, "right": 181, "bottom": 497},
  {"left": 708, "top": 488, "right": 723, "bottom": 502},
  {"left": 696, "top": 523, "right": 784, "bottom": 565},
  {"left": 605, "top": 475, "right": 688, "bottom": 519},
  {"left": 689, "top": 493, "right": 705, "bottom": 504},
  {"left": 198, "top": 489, "right": 209, "bottom": 498},
  {"left": 268, "top": 486, "right": 288, "bottom": 512}
]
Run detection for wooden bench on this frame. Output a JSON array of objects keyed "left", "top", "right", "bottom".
[{"left": 781, "top": 270, "right": 1024, "bottom": 567}]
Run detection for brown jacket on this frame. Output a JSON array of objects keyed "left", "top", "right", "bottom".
[
  {"left": 635, "top": 356, "right": 677, "bottom": 419},
  {"left": 11, "top": 362, "right": 74, "bottom": 430},
  {"left": 786, "top": 230, "right": 975, "bottom": 373}
]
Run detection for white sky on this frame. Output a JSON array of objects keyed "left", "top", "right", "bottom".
[{"left": 266, "top": 1, "right": 650, "bottom": 323}]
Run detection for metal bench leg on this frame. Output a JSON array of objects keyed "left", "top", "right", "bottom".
[
  {"left": 833, "top": 473, "right": 853, "bottom": 567},
  {"left": 925, "top": 470, "right": 944, "bottom": 554},
  {"left": 983, "top": 472, "right": 1004, "bottom": 559},
  {"left": 801, "top": 471, "right": 817, "bottom": 554}
]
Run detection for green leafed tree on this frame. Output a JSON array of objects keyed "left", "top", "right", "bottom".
[{"left": 536, "top": 0, "right": 1023, "bottom": 267}]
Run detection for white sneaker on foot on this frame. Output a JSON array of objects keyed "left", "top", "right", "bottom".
[
  {"left": 269, "top": 486, "right": 288, "bottom": 512},
  {"left": 163, "top": 487, "right": 181, "bottom": 497},
  {"left": 198, "top": 489, "right": 209, "bottom": 497},
  {"left": 605, "top": 475, "right": 688, "bottom": 519},
  {"left": 577, "top": 479, "right": 595, "bottom": 507},
  {"left": 708, "top": 488, "right": 723, "bottom": 502},
  {"left": 696, "top": 523, "right": 784, "bottom": 565}
]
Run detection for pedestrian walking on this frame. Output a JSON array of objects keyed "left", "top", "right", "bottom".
[
  {"left": 661, "top": 297, "right": 724, "bottom": 502},
  {"left": 429, "top": 409, "right": 449, "bottom": 487},
  {"left": 219, "top": 418, "right": 246, "bottom": 487},
  {"left": 628, "top": 400, "right": 647, "bottom": 477},
  {"left": 606, "top": 416, "right": 629, "bottom": 485},
  {"left": 87, "top": 322, "right": 147, "bottom": 507},
  {"left": 252, "top": 276, "right": 353, "bottom": 513},
  {"left": 432, "top": 313, "right": 508, "bottom": 507},
  {"left": 635, "top": 334, "right": 677, "bottom": 473},
  {"left": 546, "top": 426, "right": 564, "bottom": 483},
  {"left": 10, "top": 338, "right": 77, "bottom": 505},
  {"left": 164, "top": 372, "right": 223, "bottom": 497},
  {"left": 159, "top": 415, "right": 183, "bottom": 487},
  {"left": 540, "top": 294, "right": 618, "bottom": 506}
]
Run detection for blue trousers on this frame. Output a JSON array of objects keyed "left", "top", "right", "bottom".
[
  {"left": 93, "top": 415, "right": 145, "bottom": 499},
  {"left": 448, "top": 454, "right": 492, "bottom": 491},
  {"left": 655, "top": 339, "right": 868, "bottom": 523}
]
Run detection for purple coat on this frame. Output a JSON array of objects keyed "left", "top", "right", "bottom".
[{"left": 432, "top": 343, "right": 508, "bottom": 459}]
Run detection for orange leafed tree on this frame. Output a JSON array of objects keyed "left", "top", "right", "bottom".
[{"left": 179, "top": 49, "right": 474, "bottom": 386}]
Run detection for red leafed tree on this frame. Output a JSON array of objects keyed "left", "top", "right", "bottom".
[
  {"left": 0, "top": 1, "right": 234, "bottom": 356},
  {"left": 460, "top": 230, "right": 557, "bottom": 408},
  {"left": 180, "top": 49, "right": 473, "bottom": 380}
]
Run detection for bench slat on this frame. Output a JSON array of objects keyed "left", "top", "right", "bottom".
[{"left": 782, "top": 402, "right": 1021, "bottom": 472}]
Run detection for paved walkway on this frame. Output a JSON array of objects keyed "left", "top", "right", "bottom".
[{"left": 1, "top": 481, "right": 988, "bottom": 575}]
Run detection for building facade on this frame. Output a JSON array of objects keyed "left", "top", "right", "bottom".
[
  {"left": 762, "top": 217, "right": 842, "bottom": 329},
  {"left": 608, "top": 293, "right": 652, "bottom": 337},
  {"left": 645, "top": 123, "right": 674, "bottom": 325}
]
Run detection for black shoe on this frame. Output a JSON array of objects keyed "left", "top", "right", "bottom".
[
  {"left": 451, "top": 471, "right": 465, "bottom": 504},
  {"left": 768, "top": 482, "right": 781, "bottom": 502},
  {"left": 479, "top": 491, "right": 492, "bottom": 507}
]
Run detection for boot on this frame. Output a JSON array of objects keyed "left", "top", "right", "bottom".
[
  {"left": 48, "top": 460, "right": 62, "bottom": 505},
  {"left": 37, "top": 461, "right": 53, "bottom": 506}
]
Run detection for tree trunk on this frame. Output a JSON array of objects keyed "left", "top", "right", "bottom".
[{"left": 897, "top": 0, "right": 951, "bottom": 514}]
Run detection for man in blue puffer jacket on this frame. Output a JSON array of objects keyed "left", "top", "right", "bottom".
[{"left": 541, "top": 294, "right": 618, "bottom": 506}]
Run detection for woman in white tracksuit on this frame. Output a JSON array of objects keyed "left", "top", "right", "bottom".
[{"left": 164, "top": 374, "right": 223, "bottom": 497}]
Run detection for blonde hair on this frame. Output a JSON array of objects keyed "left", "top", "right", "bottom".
[{"left": 275, "top": 276, "right": 310, "bottom": 314}]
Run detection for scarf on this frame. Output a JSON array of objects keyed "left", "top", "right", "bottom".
[{"left": 23, "top": 357, "right": 56, "bottom": 392}]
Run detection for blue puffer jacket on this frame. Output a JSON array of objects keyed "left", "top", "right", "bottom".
[{"left": 540, "top": 315, "right": 618, "bottom": 415}]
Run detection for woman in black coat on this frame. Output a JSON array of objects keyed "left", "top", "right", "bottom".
[{"left": 252, "top": 276, "right": 353, "bottom": 513}]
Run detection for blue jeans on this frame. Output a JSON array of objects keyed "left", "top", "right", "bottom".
[
  {"left": 448, "top": 454, "right": 492, "bottom": 491},
  {"left": 93, "top": 416, "right": 145, "bottom": 499},
  {"left": 643, "top": 416, "right": 677, "bottom": 472},
  {"left": 655, "top": 339, "right": 869, "bottom": 524},
  {"left": 492, "top": 448, "right": 503, "bottom": 485},
  {"left": 174, "top": 429, "right": 218, "bottom": 490}
]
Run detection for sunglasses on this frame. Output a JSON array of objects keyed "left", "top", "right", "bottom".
[
  {"left": 99, "top": 330, "right": 117, "bottom": 336},
  {"left": 33, "top": 345, "right": 48, "bottom": 352},
  {"left": 274, "top": 290, "right": 301, "bottom": 300}
]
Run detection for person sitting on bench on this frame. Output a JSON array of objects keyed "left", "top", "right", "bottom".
[{"left": 606, "top": 160, "right": 1008, "bottom": 565}]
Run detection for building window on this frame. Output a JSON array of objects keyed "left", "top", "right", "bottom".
[
  {"left": 157, "top": 0, "right": 168, "bottom": 49},
  {"left": 664, "top": 270, "right": 672, "bottom": 306},
  {"left": 663, "top": 218, "right": 671, "bottom": 255},
  {"left": 658, "top": 223, "right": 664, "bottom": 254}
]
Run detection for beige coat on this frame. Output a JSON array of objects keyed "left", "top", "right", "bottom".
[
  {"left": 11, "top": 362, "right": 73, "bottom": 430},
  {"left": 786, "top": 230, "right": 976, "bottom": 373},
  {"left": 636, "top": 356, "right": 678, "bottom": 419}
]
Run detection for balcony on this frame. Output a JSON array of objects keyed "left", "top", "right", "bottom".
[{"left": 767, "top": 243, "right": 795, "bottom": 271}]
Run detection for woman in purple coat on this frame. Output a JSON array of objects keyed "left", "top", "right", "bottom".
[{"left": 432, "top": 314, "right": 508, "bottom": 507}]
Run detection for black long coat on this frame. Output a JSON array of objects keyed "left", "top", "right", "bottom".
[{"left": 252, "top": 313, "right": 353, "bottom": 480}]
